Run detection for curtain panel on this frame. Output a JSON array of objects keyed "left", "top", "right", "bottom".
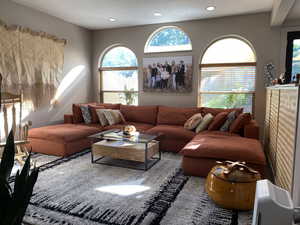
[{"left": 0, "top": 20, "right": 66, "bottom": 110}]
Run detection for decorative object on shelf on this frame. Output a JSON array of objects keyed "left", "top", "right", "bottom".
[
  {"left": 123, "top": 125, "right": 137, "bottom": 136},
  {"left": 264, "top": 63, "right": 275, "bottom": 87},
  {"left": 205, "top": 160, "right": 261, "bottom": 210},
  {"left": 0, "top": 130, "right": 39, "bottom": 225},
  {"left": 143, "top": 56, "right": 193, "bottom": 93}
]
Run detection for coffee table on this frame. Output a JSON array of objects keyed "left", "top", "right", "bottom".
[{"left": 88, "top": 129, "right": 161, "bottom": 171}]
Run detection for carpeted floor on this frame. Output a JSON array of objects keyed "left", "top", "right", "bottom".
[{"left": 19, "top": 150, "right": 252, "bottom": 225}]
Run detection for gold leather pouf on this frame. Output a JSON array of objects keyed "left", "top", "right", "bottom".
[{"left": 205, "top": 161, "right": 261, "bottom": 211}]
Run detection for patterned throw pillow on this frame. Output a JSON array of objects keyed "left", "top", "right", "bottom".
[
  {"left": 195, "top": 113, "right": 214, "bottom": 133},
  {"left": 80, "top": 105, "right": 92, "bottom": 124},
  {"left": 184, "top": 113, "right": 203, "bottom": 130},
  {"left": 220, "top": 111, "right": 236, "bottom": 132},
  {"left": 103, "top": 110, "right": 125, "bottom": 126},
  {"left": 96, "top": 109, "right": 109, "bottom": 126},
  {"left": 89, "top": 105, "right": 105, "bottom": 123}
]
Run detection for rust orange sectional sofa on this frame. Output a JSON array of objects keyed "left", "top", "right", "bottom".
[{"left": 28, "top": 103, "right": 266, "bottom": 177}]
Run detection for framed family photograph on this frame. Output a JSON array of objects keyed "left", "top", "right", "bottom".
[{"left": 143, "top": 55, "right": 193, "bottom": 93}]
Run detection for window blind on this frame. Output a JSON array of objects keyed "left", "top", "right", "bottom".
[{"left": 200, "top": 66, "right": 256, "bottom": 93}]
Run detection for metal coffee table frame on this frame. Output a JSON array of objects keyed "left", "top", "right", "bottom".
[{"left": 89, "top": 130, "right": 162, "bottom": 171}]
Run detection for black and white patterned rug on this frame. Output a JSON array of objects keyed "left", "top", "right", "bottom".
[{"left": 16, "top": 150, "right": 252, "bottom": 225}]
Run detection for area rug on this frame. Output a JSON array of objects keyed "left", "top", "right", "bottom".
[{"left": 21, "top": 150, "right": 252, "bottom": 225}]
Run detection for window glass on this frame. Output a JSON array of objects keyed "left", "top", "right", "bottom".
[
  {"left": 201, "top": 38, "right": 255, "bottom": 64},
  {"left": 100, "top": 46, "right": 138, "bottom": 105},
  {"left": 292, "top": 39, "right": 300, "bottom": 77},
  {"left": 145, "top": 27, "right": 192, "bottom": 53},
  {"left": 102, "top": 70, "right": 138, "bottom": 91},
  {"left": 101, "top": 46, "right": 137, "bottom": 67},
  {"left": 199, "top": 37, "right": 256, "bottom": 113}
]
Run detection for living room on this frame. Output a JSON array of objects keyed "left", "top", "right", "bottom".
[{"left": 0, "top": 0, "right": 300, "bottom": 224}]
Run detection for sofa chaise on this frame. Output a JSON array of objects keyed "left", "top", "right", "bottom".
[{"left": 28, "top": 103, "right": 266, "bottom": 177}]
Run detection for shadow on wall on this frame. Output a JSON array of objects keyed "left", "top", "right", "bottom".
[{"left": 21, "top": 65, "right": 86, "bottom": 128}]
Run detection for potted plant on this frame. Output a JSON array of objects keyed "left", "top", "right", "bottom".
[{"left": 0, "top": 74, "right": 39, "bottom": 225}]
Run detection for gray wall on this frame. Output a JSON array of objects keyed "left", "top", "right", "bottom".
[
  {"left": 92, "top": 13, "right": 281, "bottom": 130},
  {"left": 0, "top": 0, "right": 93, "bottom": 128}
]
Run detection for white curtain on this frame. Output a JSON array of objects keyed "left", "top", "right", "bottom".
[{"left": 0, "top": 20, "right": 66, "bottom": 110}]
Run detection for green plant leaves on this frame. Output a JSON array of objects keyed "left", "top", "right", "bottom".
[
  {"left": 0, "top": 130, "right": 15, "bottom": 181},
  {"left": 0, "top": 129, "right": 39, "bottom": 225}
]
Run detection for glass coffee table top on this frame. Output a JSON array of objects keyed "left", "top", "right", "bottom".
[{"left": 89, "top": 129, "right": 159, "bottom": 144}]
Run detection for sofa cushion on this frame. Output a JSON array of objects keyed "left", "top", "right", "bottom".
[
  {"left": 180, "top": 134, "right": 266, "bottom": 165},
  {"left": 157, "top": 106, "right": 201, "bottom": 126},
  {"left": 80, "top": 105, "right": 92, "bottom": 124},
  {"left": 201, "top": 107, "right": 243, "bottom": 116},
  {"left": 72, "top": 102, "right": 97, "bottom": 123},
  {"left": 28, "top": 124, "right": 101, "bottom": 143},
  {"left": 220, "top": 111, "right": 237, "bottom": 132},
  {"left": 103, "top": 110, "right": 125, "bottom": 125},
  {"left": 230, "top": 113, "right": 252, "bottom": 134},
  {"left": 147, "top": 125, "right": 196, "bottom": 141},
  {"left": 184, "top": 113, "right": 203, "bottom": 130},
  {"left": 99, "top": 103, "right": 121, "bottom": 109},
  {"left": 103, "top": 122, "right": 154, "bottom": 132},
  {"left": 208, "top": 112, "right": 228, "bottom": 131},
  {"left": 89, "top": 105, "right": 105, "bottom": 123},
  {"left": 120, "top": 105, "right": 158, "bottom": 125},
  {"left": 195, "top": 113, "right": 214, "bottom": 133}
]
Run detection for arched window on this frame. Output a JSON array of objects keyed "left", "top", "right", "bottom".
[
  {"left": 199, "top": 37, "right": 256, "bottom": 113},
  {"left": 144, "top": 26, "right": 192, "bottom": 53},
  {"left": 99, "top": 46, "right": 138, "bottom": 105}
]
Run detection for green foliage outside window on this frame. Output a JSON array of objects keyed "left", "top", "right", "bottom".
[
  {"left": 119, "top": 85, "right": 137, "bottom": 105},
  {"left": 203, "top": 93, "right": 251, "bottom": 112}
]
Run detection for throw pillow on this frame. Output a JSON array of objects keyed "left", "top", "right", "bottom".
[
  {"left": 195, "top": 113, "right": 214, "bottom": 133},
  {"left": 220, "top": 111, "right": 237, "bottom": 132},
  {"left": 80, "top": 105, "right": 92, "bottom": 124},
  {"left": 184, "top": 113, "right": 203, "bottom": 130},
  {"left": 89, "top": 105, "right": 105, "bottom": 123},
  {"left": 103, "top": 110, "right": 125, "bottom": 126},
  {"left": 96, "top": 109, "right": 109, "bottom": 126},
  {"left": 208, "top": 112, "right": 229, "bottom": 131},
  {"left": 72, "top": 103, "right": 97, "bottom": 123},
  {"left": 229, "top": 113, "right": 252, "bottom": 134}
]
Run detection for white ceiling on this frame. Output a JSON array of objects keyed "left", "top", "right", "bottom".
[{"left": 12, "top": 0, "right": 275, "bottom": 30}]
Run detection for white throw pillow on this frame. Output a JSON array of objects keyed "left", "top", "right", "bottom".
[
  {"left": 96, "top": 109, "right": 109, "bottom": 126},
  {"left": 195, "top": 113, "right": 214, "bottom": 133},
  {"left": 102, "top": 109, "right": 125, "bottom": 125}
]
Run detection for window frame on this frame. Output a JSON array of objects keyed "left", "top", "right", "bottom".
[
  {"left": 286, "top": 31, "right": 300, "bottom": 83},
  {"left": 99, "top": 46, "right": 139, "bottom": 105},
  {"left": 198, "top": 38, "right": 257, "bottom": 114},
  {"left": 144, "top": 26, "right": 192, "bottom": 53}
]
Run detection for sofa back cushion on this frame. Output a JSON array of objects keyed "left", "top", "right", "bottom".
[
  {"left": 201, "top": 107, "right": 243, "bottom": 116},
  {"left": 208, "top": 112, "right": 228, "bottom": 131},
  {"left": 99, "top": 103, "right": 121, "bottom": 110},
  {"left": 157, "top": 106, "right": 201, "bottom": 126},
  {"left": 72, "top": 102, "right": 97, "bottom": 123},
  {"left": 230, "top": 113, "right": 252, "bottom": 134},
  {"left": 120, "top": 105, "right": 158, "bottom": 125}
]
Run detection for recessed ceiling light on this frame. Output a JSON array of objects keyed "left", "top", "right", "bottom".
[
  {"left": 109, "top": 18, "right": 116, "bottom": 22},
  {"left": 206, "top": 6, "right": 216, "bottom": 11},
  {"left": 154, "top": 12, "right": 162, "bottom": 17}
]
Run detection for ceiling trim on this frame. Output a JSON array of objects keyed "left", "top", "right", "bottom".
[{"left": 271, "top": 0, "right": 296, "bottom": 26}]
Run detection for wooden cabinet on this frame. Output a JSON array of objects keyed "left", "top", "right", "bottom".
[{"left": 264, "top": 85, "right": 299, "bottom": 193}]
